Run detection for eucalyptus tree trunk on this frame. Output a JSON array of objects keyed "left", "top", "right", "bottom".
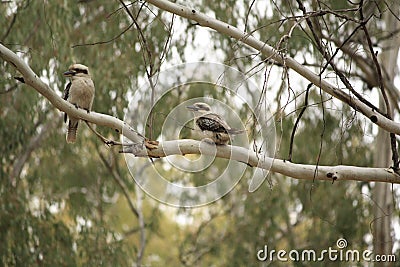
[{"left": 373, "top": 9, "right": 399, "bottom": 265}]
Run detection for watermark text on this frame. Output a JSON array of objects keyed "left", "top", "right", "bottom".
[{"left": 257, "top": 238, "right": 397, "bottom": 263}]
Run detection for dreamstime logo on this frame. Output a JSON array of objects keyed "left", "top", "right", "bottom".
[
  {"left": 257, "top": 238, "right": 397, "bottom": 263},
  {"left": 336, "top": 238, "right": 347, "bottom": 249},
  {"left": 123, "top": 62, "right": 276, "bottom": 207}
]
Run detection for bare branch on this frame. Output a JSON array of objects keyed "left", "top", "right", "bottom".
[
  {"left": 143, "top": 0, "right": 400, "bottom": 135},
  {"left": 288, "top": 84, "right": 311, "bottom": 162},
  {"left": 71, "top": 22, "right": 135, "bottom": 48},
  {"left": 97, "top": 148, "right": 140, "bottom": 218},
  {"left": 123, "top": 139, "right": 400, "bottom": 184},
  {"left": 320, "top": 35, "right": 400, "bottom": 109},
  {"left": 85, "top": 121, "right": 131, "bottom": 146}
]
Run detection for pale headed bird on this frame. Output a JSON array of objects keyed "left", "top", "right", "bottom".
[
  {"left": 63, "top": 64, "right": 95, "bottom": 143},
  {"left": 186, "top": 102, "right": 243, "bottom": 145}
]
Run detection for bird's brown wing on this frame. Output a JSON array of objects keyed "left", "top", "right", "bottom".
[
  {"left": 63, "top": 82, "right": 71, "bottom": 123},
  {"left": 196, "top": 113, "right": 230, "bottom": 133}
]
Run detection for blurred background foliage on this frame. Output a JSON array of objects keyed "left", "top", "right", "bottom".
[{"left": 0, "top": 0, "right": 398, "bottom": 266}]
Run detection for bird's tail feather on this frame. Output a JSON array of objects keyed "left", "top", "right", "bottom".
[{"left": 66, "top": 120, "right": 79, "bottom": 143}]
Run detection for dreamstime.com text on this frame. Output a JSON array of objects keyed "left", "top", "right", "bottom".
[{"left": 257, "top": 238, "right": 397, "bottom": 263}]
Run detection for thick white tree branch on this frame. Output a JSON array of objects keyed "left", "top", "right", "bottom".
[
  {"left": 144, "top": 0, "right": 400, "bottom": 135},
  {"left": 129, "top": 139, "right": 400, "bottom": 184},
  {"left": 1, "top": 44, "right": 400, "bottom": 184}
]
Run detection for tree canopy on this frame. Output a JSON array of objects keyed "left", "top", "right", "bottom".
[{"left": 1, "top": 0, "right": 399, "bottom": 266}]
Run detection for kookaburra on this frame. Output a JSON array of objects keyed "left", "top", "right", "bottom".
[
  {"left": 186, "top": 102, "right": 242, "bottom": 145},
  {"left": 63, "top": 64, "right": 95, "bottom": 143}
]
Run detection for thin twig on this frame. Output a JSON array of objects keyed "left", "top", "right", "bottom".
[
  {"left": 97, "top": 148, "right": 140, "bottom": 218},
  {"left": 72, "top": 22, "right": 135, "bottom": 48},
  {"left": 244, "top": 0, "right": 256, "bottom": 33},
  {"left": 288, "top": 84, "right": 311, "bottom": 162},
  {"left": 85, "top": 121, "right": 132, "bottom": 146},
  {"left": 119, "top": 0, "right": 158, "bottom": 140},
  {"left": 296, "top": 0, "right": 385, "bottom": 116}
]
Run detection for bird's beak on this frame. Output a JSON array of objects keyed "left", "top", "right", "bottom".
[
  {"left": 186, "top": 105, "right": 198, "bottom": 111},
  {"left": 63, "top": 70, "right": 76, "bottom": 77}
]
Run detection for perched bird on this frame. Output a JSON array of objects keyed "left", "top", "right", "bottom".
[
  {"left": 186, "top": 102, "right": 242, "bottom": 145},
  {"left": 63, "top": 64, "right": 95, "bottom": 143}
]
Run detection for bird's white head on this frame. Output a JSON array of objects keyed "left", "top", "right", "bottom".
[
  {"left": 186, "top": 102, "right": 212, "bottom": 116},
  {"left": 63, "top": 63, "right": 91, "bottom": 79}
]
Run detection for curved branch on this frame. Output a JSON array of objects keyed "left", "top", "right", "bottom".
[
  {"left": 144, "top": 0, "right": 400, "bottom": 135},
  {"left": 126, "top": 139, "right": 400, "bottom": 184},
  {"left": 288, "top": 84, "right": 311, "bottom": 162}
]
